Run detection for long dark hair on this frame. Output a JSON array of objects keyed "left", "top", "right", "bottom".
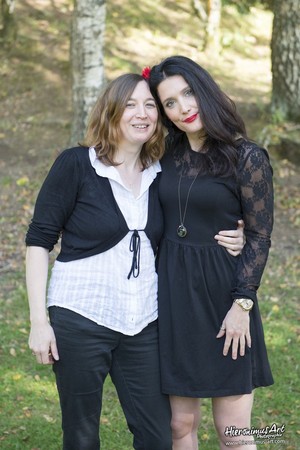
[
  {"left": 149, "top": 55, "right": 247, "bottom": 176},
  {"left": 82, "top": 74, "right": 165, "bottom": 169}
]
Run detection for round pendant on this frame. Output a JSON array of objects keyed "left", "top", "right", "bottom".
[{"left": 177, "top": 224, "right": 187, "bottom": 238}]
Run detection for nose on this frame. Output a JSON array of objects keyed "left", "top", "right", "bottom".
[
  {"left": 179, "top": 99, "right": 191, "bottom": 114},
  {"left": 135, "top": 105, "right": 147, "bottom": 118}
]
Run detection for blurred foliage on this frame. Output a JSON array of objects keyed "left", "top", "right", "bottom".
[{"left": 222, "top": 0, "right": 274, "bottom": 13}]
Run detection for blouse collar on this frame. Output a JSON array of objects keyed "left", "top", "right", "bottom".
[{"left": 89, "top": 147, "right": 161, "bottom": 198}]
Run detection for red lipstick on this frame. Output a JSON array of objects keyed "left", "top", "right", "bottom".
[{"left": 183, "top": 113, "right": 198, "bottom": 123}]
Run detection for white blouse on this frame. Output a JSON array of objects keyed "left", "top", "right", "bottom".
[{"left": 47, "top": 148, "right": 162, "bottom": 336}]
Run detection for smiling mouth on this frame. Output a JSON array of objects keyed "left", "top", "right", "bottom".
[
  {"left": 132, "top": 124, "right": 149, "bottom": 129},
  {"left": 183, "top": 114, "right": 198, "bottom": 123}
]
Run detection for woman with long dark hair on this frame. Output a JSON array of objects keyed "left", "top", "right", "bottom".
[{"left": 147, "top": 56, "right": 274, "bottom": 449}]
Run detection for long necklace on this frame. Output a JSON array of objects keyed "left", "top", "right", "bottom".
[{"left": 177, "top": 171, "right": 199, "bottom": 238}]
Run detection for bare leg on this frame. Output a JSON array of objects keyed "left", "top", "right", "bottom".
[
  {"left": 170, "top": 396, "right": 201, "bottom": 450},
  {"left": 212, "top": 393, "right": 256, "bottom": 450}
]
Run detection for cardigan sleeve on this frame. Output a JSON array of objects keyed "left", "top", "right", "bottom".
[
  {"left": 231, "top": 142, "right": 274, "bottom": 302},
  {"left": 25, "top": 148, "right": 81, "bottom": 251}
]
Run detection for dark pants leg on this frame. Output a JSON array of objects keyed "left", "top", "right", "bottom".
[
  {"left": 49, "top": 307, "right": 115, "bottom": 450},
  {"left": 49, "top": 307, "right": 171, "bottom": 450},
  {"left": 110, "top": 320, "right": 172, "bottom": 450}
]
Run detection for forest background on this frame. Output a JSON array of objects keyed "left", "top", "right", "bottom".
[{"left": 0, "top": 0, "right": 299, "bottom": 449}]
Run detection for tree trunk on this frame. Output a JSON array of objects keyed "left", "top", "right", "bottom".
[
  {"left": 192, "top": 0, "right": 207, "bottom": 22},
  {"left": 70, "top": 0, "right": 106, "bottom": 145},
  {"left": 0, "top": 0, "right": 17, "bottom": 45},
  {"left": 271, "top": 0, "right": 300, "bottom": 122},
  {"left": 204, "top": 0, "right": 221, "bottom": 54}
]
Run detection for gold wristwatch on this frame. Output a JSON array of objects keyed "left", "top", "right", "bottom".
[{"left": 234, "top": 298, "right": 254, "bottom": 311}]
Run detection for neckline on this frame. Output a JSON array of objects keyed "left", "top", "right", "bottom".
[{"left": 89, "top": 147, "right": 161, "bottom": 199}]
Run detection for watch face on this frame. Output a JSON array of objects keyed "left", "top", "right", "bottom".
[{"left": 236, "top": 299, "right": 253, "bottom": 310}]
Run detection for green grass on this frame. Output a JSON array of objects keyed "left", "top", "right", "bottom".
[
  {"left": 0, "top": 274, "right": 131, "bottom": 450},
  {"left": 1, "top": 251, "right": 299, "bottom": 449},
  {"left": 0, "top": 166, "right": 299, "bottom": 450}
]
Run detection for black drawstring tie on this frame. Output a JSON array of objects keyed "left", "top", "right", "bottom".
[{"left": 127, "top": 229, "right": 141, "bottom": 279}]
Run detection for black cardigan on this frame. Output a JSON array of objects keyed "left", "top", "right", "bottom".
[{"left": 25, "top": 147, "right": 164, "bottom": 261}]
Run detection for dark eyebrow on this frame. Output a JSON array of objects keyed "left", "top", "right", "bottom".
[{"left": 161, "top": 84, "right": 190, "bottom": 105}]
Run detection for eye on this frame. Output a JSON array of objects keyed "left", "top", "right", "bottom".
[
  {"left": 145, "top": 102, "right": 156, "bottom": 108},
  {"left": 126, "top": 102, "right": 135, "bottom": 108},
  {"left": 165, "top": 99, "right": 175, "bottom": 109},
  {"left": 184, "top": 88, "right": 193, "bottom": 97}
]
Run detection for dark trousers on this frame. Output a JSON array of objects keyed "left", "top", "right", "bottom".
[{"left": 49, "top": 307, "right": 172, "bottom": 450}]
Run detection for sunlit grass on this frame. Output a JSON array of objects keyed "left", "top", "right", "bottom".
[{"left": 1, "top": 252, "right": 298, "bottom": 450}]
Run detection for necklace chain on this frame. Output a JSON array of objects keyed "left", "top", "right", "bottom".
[{"left": 177, "top": 172, "right": 199, "bottom": 237}]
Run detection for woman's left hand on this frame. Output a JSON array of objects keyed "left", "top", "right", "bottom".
[
  {"left": 216, "top": 302, "right": 251, "bottom": 359},
  {"left": 214, "top": 219, "right": 245, "bottom": 256}
]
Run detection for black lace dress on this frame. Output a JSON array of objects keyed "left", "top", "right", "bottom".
[{"left": 157, "top": 133, "right": 274, "bottom": 398}]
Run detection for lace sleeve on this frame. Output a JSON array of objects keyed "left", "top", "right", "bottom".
[{"left": 231, "top": 142, "right": 274, "bottom": 302}]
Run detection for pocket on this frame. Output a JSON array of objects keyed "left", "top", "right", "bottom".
[{"left": 48, "top": 305, "right": 57, "bottom": 325}]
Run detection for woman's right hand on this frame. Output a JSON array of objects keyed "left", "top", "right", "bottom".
[
  {"left": 29, "top": 321, "right": 59, "bottom": 365},
  {"left": 26, "top": 246, "right": 59, "bottom": 365},
  {"left": 214, "top": 219, "right": 245, "bottom": 256}
]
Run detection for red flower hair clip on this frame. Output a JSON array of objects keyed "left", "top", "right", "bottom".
[{"left": 142, "top": 66, "right": 151, "bottom": 80}]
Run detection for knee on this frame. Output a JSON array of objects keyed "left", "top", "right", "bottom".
[
  {"left": 171, "top": 414, "right": 198, "bottom": 441},
  {"left": 146, "top": 437, "right": 172, "bottom": 450},
  {"left": 140, "top": 434, "right": 172, "bottom": 450},
  {"left": 134, "top": 422, "right": 172, "bottom": 450},
  {"left": 215, "top": 416, "right": 251, "bottom": 445}
]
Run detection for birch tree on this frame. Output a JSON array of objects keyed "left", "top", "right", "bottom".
[
  {"left": 271, "top": 0, "right": 300, "bottom": 122},
  {"left": 70, "top": 0, "right": 106, "bottom": 144},
  {"left": 204, "top": 0, "right": 221, "bottom": 53},
  {"left": 0, "top": 0, "right": 17, "bottom": 44},
  {"left": 192, "top": 0, "right": 221, "bottom": 54}
]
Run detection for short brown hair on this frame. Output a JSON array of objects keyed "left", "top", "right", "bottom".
[{"left": 83, "top": 73, "right": 165, "bottom": 168}]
